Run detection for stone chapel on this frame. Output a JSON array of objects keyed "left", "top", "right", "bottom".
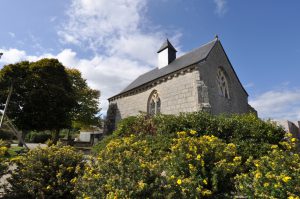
[{"left": 106, "top": 36, "right": 256, "bottom": 131}]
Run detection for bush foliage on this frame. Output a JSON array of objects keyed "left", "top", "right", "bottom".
[
  {"left": 3, "top": 144, "right": 84, "bottom": 199},
  {"left": 235, "top": 134, "right": 300, "bottom": 198},
  {"left": 25, "top": 131, "right": 52, "bottom": 143},
  {"left": 0, "top": 139, "right": 9, "bottom": 177},
  {"left": 1, "top": 112, "right": 297, "bottom": 198},
  {"left": 76, "top": 132, "right": 242, "bottom": 198},
  {"left": 111, "top": 112, "right": 285, "bottom": 159}
]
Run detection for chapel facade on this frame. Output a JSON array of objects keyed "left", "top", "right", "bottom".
[{"left": 106, "top": 36, "right": 256, "bottom": 131}]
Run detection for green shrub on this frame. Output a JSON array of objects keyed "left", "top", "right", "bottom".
[
  {"left": 110, "top": 112, "right": 285, "bottom": 159},
  {"left": 25, "top": 131, "right": 52, "bottom": 143},
  {"left": 77, "top": 132, "right": 242, "bottom": 198},
  {"left": 113, "top": 114, "right": 157, "bottom": 136},
  {"left": 3, "top": 144, "right": 84, "bottom": 199},
  {"left": 235, "top": 135, "right": 300, "bottom": 198},
  {"left": 0, "top": 139, "right": 9, "bottom": 177},
  {"left": 0, "top": 129, "right": 14, "bottom": 140}
]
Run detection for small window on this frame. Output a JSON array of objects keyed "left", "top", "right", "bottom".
[
  {"left": 216, "top": 67, "right": 230, "bottom": 99},
  {"left": 148, "top": 91, "right": 161, "bottom": 115}
]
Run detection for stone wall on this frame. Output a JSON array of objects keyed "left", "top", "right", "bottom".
[
  {"left": 274, "top": 120, "right": 300, "bottom": 139},
  {"left": 201, "top": 42, "right": 250, "bottom": 115},
  {"left": 108, "top": 66, "right": 201, "bottom": 125}
]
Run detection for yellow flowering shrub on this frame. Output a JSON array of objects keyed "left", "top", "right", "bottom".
[
  {"left": 0, "top": 140, "right": 9, "bottom": 177},
  {"left": 235, "top": 137, "right": 300, "bottom": 198},
  {"left": 107, "top": 112, "right": 285, "bottom": 160},
  {"left": 75, "top": 134, "right": 169, "bottom": 198},
  {"left": 3, "top": 143, "right": 84, "bottom": 198},
  {"left": 163, "top": 133, "right": 242, "bottom": 198},
  {"left": 77, "top": 131, "right": 242, "bottom": 198}
]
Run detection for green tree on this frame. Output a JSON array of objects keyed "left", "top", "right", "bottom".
[
  {"left": 67, "top": 69, "right": 101, "bottom": 130},
  {"left": 0, "top": 59, "right": 76, "bottom": 143}
]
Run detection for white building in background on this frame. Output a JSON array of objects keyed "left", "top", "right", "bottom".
[{"left": 273, "top": 120, "right": 300, "bottom": 139}]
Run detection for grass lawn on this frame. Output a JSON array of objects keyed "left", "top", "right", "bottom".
[{"left": 6, "top": 146, "right": 26, "bottom": 158}]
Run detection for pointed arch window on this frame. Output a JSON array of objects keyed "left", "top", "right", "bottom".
[
  {"left": 216, "top": 67, "right": 230, "bottom": 99},
  {"left": 148, "top": 91, "right": 161, "bottom": 115}
]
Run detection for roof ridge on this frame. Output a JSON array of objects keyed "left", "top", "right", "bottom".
[
  {"left": 109, "top": 38, "right": 218, "bottom": 99},
  {"left": 174, "top": 38, "right": 218, "bottom": 61}
]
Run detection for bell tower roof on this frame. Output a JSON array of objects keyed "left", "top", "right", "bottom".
[{"left": 157, "top": 39, "right": 177, "bottom": 53}]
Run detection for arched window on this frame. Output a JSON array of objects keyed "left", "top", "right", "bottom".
[
  {"left": 216, "top": 67, "right": 230, "bottom": 99},
  {"left": 148, "top": 91, "right": 161, "bottom": 115}
]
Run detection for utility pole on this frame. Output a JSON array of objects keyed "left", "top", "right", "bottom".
[{"left": 0, "top": 84, "right": 13, "bottom": 128}]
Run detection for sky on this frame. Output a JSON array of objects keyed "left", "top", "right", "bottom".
[{"left": 0, "top": 0, "right": 300, "bottom": 120}]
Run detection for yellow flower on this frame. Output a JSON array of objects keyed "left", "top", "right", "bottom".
[
  {"left": 140, "top": 163, "right": 146, "bottom": 168},
  {"left": 288, "top": 196, "right": 300, "bottom": 199},
  {"left": 291, "top": 138, "right": 297, "bottom": 142},
  {"left": 189, "top": 164, "right": 195, "bottom": 171},
  {"left": 255, "top": 172, "right": 262, "bottom": 179},
  {"left": 282, "top": 176, "right": 292, "bottom": 183},
  {"left": 70, "top": 177, "right": 77, "bottom": 184},
  {"left": 196, "top": 154, "right": 201, "bottom": 160},
  {"left": 203, "top": 179, "right": 208, "bottom": 185},
  {"left": 190, "top": 130, "right": 197, "bottom": 135},
  {"left": 177, "top": 131, "right": 186, "bottom": 136},
  {"left": 263, "top": 182, "right": 269, "bottom": 187},
  {"left": 274, "top": 183, "right": 282, "bottom": 188},
  {"left": 138, "top": 180, "right": 146, "bottom": 190},
  {"left": 94, "top": 174, "right": 100, "bottom": 179},
  {"left": 177, "top": 179, "right": 182, "bottom": 185},
  {"left": 201, "top": 189, "right": 212, "bottom": 196},
  {"left": 233, "top": 156, "right": 241, "bottom": 162},
  {"left": 66, "top": 166, "right": 73, "bottom": 172},
  {"left": 56, "top": 172, "right": 62, "bottom": 178},
  {"left": 170, "top": 175, "right": 175, "bottom": 179},
  {"left": 186, "top": 153, "right": 192, "bottom": 159}
]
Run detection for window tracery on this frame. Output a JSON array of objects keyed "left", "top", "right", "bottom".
[
  {"left": 216, "top": 68, "right": 230, "bottom": 99},
  {"left": 148, "top": 91, "right": 161, "bottom": 115}
]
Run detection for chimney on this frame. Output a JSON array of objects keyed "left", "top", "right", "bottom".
[{"left": 157, "top": 39, "right": 177, "bottom": 69}]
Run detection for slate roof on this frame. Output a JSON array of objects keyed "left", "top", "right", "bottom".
[
  {"left": 157, "top": 39, "right": 177, "bottom": 53},
  {"left": 109, "top": 38, "right": 218, "bottom": 99}
]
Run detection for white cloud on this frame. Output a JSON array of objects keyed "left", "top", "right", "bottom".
[
  {"left": 56, "top": 0, "right": 182, "bottom": 113},
  {"left": 58, "top": 0, "right": 148, "bottom": 53},
  {"left": 214, "top": 0, "right": 227, "bottom": 16},
  {"left": 0, "top": 48, "right": 27, "bottom": 64},
  {"left": 249, "top": 89, "right": 300, "bottom": 120}
]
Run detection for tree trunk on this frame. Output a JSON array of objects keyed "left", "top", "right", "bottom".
[
  {"left": 18, "top": 131, "right": 25, "bottom": 147},
  {"left": 52, "top": 129, "right": 60, "bottom": 144}
]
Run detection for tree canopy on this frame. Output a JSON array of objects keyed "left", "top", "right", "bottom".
[
  {"left": 67, "top": 68, "right": 101, "bottom": 130},
  {"left": 0, "top": 58, "right": 101, "bottom": 138}
]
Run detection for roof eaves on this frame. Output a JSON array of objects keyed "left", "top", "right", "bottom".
[{"left": 108, "top": 59, "right": 207, "bottom": 101}]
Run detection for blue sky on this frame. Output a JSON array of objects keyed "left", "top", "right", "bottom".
[{"left": 1, "top": 0, "right": 300, "bottom": 120}]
